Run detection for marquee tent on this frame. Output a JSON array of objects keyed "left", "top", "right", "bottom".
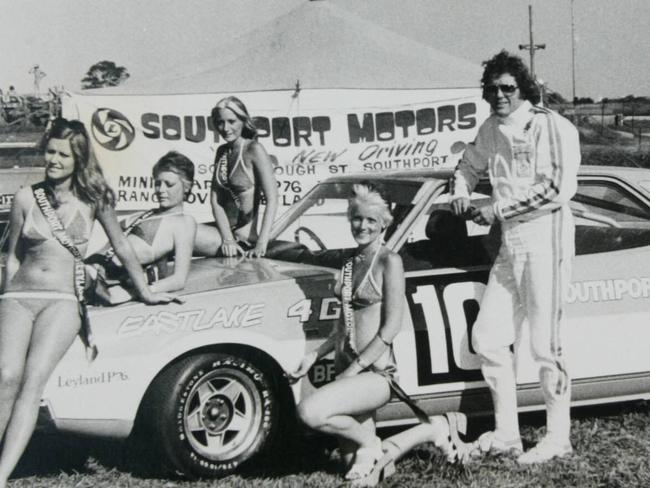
[
  {"left": 63, "top": 0, "right": 488, "bottom": 217},
  {"left": 95, "top": 0, "right": 481, "bottom": 94}
]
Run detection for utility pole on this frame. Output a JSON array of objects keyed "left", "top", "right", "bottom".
[
  {"left": 519, "top": 5, "right": 546, "bottom": 80},
  {"left": 570, "top": 0, "right": 577, "bottom": 103}
]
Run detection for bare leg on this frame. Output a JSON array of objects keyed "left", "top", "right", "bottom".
[
  {"left": 353, "top": 414, "right": 472, "bottom": 487},
  {"left": 0, "top": 300, "right": 34, "bottom": 441},
  {"left": 380, "top": 416, "right": 452, "bottom": 462},
  {"left": 0, "top": 300, "right": 80, "bottom": 486},
  {"left": 297, "top": 372, "right": 390, "bottom": 448},
  {"left": 194, "top": 223, "right": 222, "bottom": 256},
  {"left": 339, "top": 414, "right": 373, "bottom": 468}
]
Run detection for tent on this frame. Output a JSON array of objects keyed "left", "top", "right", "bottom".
[
  {"left": 63, "top": 0, "right": 488, "bottom": 217},
  {"left": 98, "top": 0, "right": 480, "bottom": 94}
]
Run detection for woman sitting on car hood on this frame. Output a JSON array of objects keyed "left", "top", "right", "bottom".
[{"left": 86, "top": 151, "right": 201, "bottom": 301}]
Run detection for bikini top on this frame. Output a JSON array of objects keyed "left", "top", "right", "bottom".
[
  {"left": 213, "top": 141, "right": 256, "bottom": 202},
  {"left": 335, "top": 245, "right": 383, "bottom": 308},
  {"left": 123, "top": 211, "right": 164, "bottom": 246},
  {"left": 115, "top": 210, "right": 182, "bottom": 265},
  {"left": 22, "top": 197, "right": 92, "bottom": 247}
]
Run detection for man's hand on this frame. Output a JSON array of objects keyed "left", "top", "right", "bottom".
[
  {"left": 451, "top": 197, "right": 471, "bottom": 217},
  {"left": 471, "top": 205, "right": 496, "bottom": 226}
]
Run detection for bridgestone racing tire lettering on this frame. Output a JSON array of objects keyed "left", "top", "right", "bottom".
[{"left": 144, "top": 353, "right": 278, "bottom": 478}]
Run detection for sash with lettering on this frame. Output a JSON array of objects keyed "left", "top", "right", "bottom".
[
  {"left": 95, "top": 209, "right": 163, "bottom": 285},
  {"left": 32, "top": 183, "right": 98, "bottom": 361},
  {"left": 102, "top": 209, "right": 156, "bottom": 262},
  {"left": 341, "top": 253, "right": 430, "bottom": 424}
]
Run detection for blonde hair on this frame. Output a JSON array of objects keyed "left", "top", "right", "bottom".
[
  {"left": 347, "top": 182, "right": 393, "bottom": 227},
  {"left": 211, "top": 96, "right": 258, "bottom": 140}
]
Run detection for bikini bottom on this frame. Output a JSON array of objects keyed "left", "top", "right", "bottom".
[
  {"left": 337, "top": 349, "right": 429, "bottom": 424},
  {"left": 0, "top": 291, "right": 77, "bottom": 321}
]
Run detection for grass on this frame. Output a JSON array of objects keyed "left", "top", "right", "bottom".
[{"left": 8, "top": 400, "right": 650, "bottom": 487}]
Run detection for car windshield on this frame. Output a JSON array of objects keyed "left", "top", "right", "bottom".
[{"left": 267, "top": 179, "right": 431, "bottom": 267}]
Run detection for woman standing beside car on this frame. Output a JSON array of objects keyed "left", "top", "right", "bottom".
[{"left": 0, "top": 118, "right": 175, "bottom": 487}]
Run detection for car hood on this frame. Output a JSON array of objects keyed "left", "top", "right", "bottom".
[{"left": 178, "top": 256, "right": 336, "bottom": 295}]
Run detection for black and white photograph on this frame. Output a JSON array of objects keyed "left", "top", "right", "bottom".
[{"left": 0, "top": 1, "right": 649, "bottom": 486}]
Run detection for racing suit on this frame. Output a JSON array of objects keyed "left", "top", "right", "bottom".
[{"left": 452, "top": 100, "right": 580, "bottom": 445}]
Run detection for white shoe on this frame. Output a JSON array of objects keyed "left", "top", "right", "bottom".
[
  {"left": 432, "top": 412, "right": 474, "bottom": 464},
  {"left": 475, "top": 431, "right": 523, "bottom": 457},
  {"left": 345, "top": 436, "right": 384, "bottom": 481},
  {"left": 517, "top": 437, "right": 573, "bottom": 464}
]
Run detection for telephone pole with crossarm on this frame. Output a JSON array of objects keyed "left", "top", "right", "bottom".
[{"left": 518, "top": 5, "right": 546, "bottom": 80}]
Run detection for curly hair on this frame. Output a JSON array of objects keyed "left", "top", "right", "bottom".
[
  {"left": 480, "top": 50, "right": 540, "bottom": 104},
  {"left": 42, "top": 118, "right": 115, "bottom": 209},
  {"left": 347, "top": 181, "right": 394, "bottom": 228},
  {"left": 211, "top": 96, "right": 258, "bottom": 140}
]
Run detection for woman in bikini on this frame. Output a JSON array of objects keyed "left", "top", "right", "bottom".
[
  {"left": 87, "top": 151, "right": 198, "bottom": 297},
  {"left": 0, "top": 118, "right": 175, "bottom": 487},
  {"left": 292, "top": 182, "right": 471, "bottom": 487},
  {"left": 208, "top": 96, "right": 278, "bottom": 258}
]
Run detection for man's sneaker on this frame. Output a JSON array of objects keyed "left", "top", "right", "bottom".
[
  {"left": 474, "top": 431, "right": 523, "bottom": 457},
  {"left": 517, "top": 437, "right": 573, "bottom": 464}
]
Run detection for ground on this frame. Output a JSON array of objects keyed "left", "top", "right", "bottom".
[{"left": 9, "top": 400, "right": 650, "bottom": 488}]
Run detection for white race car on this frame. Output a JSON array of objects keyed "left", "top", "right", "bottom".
[{"left": 37, "top": 165, "right": 650, "bottom": 478}]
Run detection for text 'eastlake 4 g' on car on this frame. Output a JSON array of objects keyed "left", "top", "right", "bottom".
[{"left": 37, "top": 166, "right": 650, "bottom": 478}]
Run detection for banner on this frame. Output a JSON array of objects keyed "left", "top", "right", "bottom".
[{"left": 63, "top": 88, "right": 489, "bottom": 222}]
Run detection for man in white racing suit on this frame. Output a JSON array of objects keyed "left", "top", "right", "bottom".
[{"left": 451, "top": 50, "right": 580, "bottom": 464}]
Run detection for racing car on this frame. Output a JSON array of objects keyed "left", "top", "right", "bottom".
[{"left": 36, "top": 165, "right": 650, "bottom": 478}]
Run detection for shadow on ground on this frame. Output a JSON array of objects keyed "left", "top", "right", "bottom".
[{"left": 11, "top": 400, "right": 650, "bottom": 482}]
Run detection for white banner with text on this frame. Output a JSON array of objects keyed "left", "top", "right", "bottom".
[{"left": 63, "top": 88, "right": 488, "bottom": 221}]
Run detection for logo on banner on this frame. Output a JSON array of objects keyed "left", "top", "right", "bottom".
[{"left": 91, "top": 108, "right": 135, "bottom": 151}]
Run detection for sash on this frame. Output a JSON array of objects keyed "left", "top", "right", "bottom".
[
  {"left": 340, "top": 250, "right": 430, "bottom": 425},
  {"left": 103, "top": 209, "right": 156, "bottom": 262},
  {"left": 341, "top": 257, "right": 356, "bottom": 353},
  {"left": 215, "top": 149, "right": 241, "bottom": 207},
  {"left": 32, "top": 183, "right": 98, "bottom": 361}
]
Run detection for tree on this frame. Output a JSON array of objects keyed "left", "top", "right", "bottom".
[
  {"left": 573, "top": 97, "right": 594, "bottom": 105},
  {"left": 81, "top": 61, "right": 130, "bottom": 89},
  {"left": 545, "top": 90, "right": 567, "bottom": 105}
]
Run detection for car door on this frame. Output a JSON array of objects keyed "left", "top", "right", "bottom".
[
  {"left": 551, "top": 175, "right": 650, "bottom": 404},
  {"left": 381, "top": 189, "right": 497, "bottom": 421}
]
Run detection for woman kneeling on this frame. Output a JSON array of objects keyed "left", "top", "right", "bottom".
[{"left": 292, "top": 182, "right": 471, "bottom": 487}]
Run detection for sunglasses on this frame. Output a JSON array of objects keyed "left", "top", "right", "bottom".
[{"left": 484, "top": 84, "right": 518, "bottom": 95}]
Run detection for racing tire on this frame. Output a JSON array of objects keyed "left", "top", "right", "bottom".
[{"left": 143, "top": 352, "right": 279, "bottom": 479}]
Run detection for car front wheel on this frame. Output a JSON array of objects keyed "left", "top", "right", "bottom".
[{"left": 144, "top": 352, "right": 279, "bottom": 478}]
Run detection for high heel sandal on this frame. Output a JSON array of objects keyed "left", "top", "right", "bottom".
[
  {"left": 435, "top": 412, "right": 475, "bottom": 464},
  {"left": 350, "top": 450, "right": 396, "bottom": 487},
  {"left": 345, "top": 436, "right": 384, "bottom": 481},
  {"left": 349, "top": 439, "right": 399, "bottom": 487}
]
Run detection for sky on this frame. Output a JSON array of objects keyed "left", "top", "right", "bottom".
[{"left": 1, "top": 0, "right": 648, "bottom": 100}]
